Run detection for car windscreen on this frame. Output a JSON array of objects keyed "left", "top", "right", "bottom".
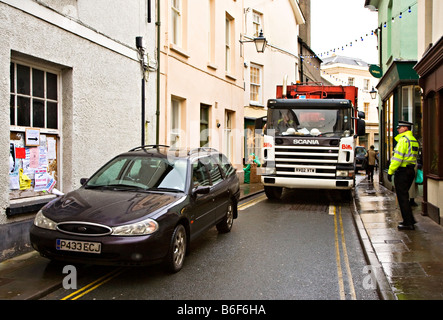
[{"left": 85, "top": 156, "right": 188, "bottom": 192}]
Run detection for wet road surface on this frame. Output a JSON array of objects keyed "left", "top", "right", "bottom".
[{"left": 42, "top": 189, "right": 379, "bottom": 300}]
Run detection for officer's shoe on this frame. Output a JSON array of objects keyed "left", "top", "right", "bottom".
[{"left": 397, "top": 223, "right": 415, "bottom": 230}]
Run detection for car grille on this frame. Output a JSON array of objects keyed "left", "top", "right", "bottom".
[{"left": 57, "top": 222, "right": 112, "bottom": 236}]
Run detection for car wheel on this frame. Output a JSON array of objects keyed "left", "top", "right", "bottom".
[
  {"left": 165, "top": 224, "right": 187, "bottom": 273},
  {"left": 216, "top": 201, "right": 234, "bottom": 233}
]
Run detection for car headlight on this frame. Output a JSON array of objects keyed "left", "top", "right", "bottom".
[
  {"left": 34, "top": 210, "right": 57, "bottom": 230},
  {"left": 112, "top": 218, "right": 159, "bottom": 236}
]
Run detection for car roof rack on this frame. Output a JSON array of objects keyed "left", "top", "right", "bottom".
[
  {"left": 188, "top": 147, "right": 219, "bottom": 155},
  {"left": 128, "top": 145, "right": 170, "bottom": 152}
]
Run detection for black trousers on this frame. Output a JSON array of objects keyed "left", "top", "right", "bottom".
[{"left": 394, "top": 166, "right": 416, "bottom": 225}]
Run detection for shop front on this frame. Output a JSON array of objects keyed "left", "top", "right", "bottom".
[
  {"left": 376, "top": 61, "right": 422, "bottom": 191},
  {"left": 414, "top": 37, "right": 443, "bottom": 224}
]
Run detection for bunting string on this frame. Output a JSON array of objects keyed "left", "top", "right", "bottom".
[{"left": 301, "top": 1, "right": 417, "bottom": 60}]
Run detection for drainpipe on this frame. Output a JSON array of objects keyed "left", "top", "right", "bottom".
[{"left": 155, "top": 0, "right": 161, "bottom": 145}]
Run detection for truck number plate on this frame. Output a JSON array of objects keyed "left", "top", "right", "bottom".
[
  {"left": 295, "top": 168, "right": 316, "bottom": 173},
  {"left": 56, "top": 239, "right": 101, "bottom": 254}
]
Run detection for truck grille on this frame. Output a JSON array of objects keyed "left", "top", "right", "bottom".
[{"left": 274, "top": 145, "right": 339, "bottom": 179}]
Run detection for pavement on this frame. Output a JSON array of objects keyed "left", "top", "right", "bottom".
[{"left": 1, "top": 175, "right": 443, "bottom": 300}]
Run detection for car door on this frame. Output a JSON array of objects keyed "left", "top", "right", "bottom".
[
  {"left": 189, "top": 158, "right": 215, "bottom": 238},
  {"left": 206, "top": 156, "right": 230, "bottom": 222}
]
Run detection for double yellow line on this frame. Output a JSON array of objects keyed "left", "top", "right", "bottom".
[
  {"left": 61, "top": 267, "right": 125, "bottom": 300},
  {"left": 331, "top": 205, "right": 356, "bottom": 300},
  {"left": 238, "top": 194, "right": 267, "bottom": 211},
  {"left": 60, "top": 196, "right": 267, "bottom": 300}
]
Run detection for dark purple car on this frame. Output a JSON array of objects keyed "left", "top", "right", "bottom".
[{"left": 30, "top": 146, "right": 240, "bottom": 272}]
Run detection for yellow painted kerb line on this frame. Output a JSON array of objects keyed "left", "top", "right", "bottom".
[
  {"left": 238, "top": 194, "right": 267, "bottom": 210},
  {"left": 333, "top": 205, "right": 357, "bottom": 300},
  {"left": 61, "top": 267, "right": 125, "bottom": 300}
]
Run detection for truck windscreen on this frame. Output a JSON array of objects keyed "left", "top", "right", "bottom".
[{"left": 267, "top": 108, "right": 352, "bottom": 137}]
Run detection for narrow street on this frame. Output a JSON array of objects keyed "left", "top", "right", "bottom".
[{"left": 39, "top": 189, "right": 378, "bottom": 300}]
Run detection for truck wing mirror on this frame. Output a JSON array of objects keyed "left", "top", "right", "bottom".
[
  {"left": 357, "top": 119, "right": 366, "bottom": 137},
  {"left": 255, "top": 116, "right": 267, "bottom": 130}
]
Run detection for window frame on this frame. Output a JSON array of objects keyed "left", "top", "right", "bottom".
[
  {"left": 250, "top": 63, "right": 263, "bottom": 105},
  {"left": 10, "top": 61, "right": 60, "bottom": 135}
]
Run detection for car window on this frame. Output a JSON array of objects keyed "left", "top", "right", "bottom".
[
  {"left": 356, "top": 148, "right": 367, "bottom": 156},
  {"left": 192, "top": 160, "right": 210, "bottom": 188},
  {"left": 212, "top": 154, "right": 235, "bottom": 177},
  {"left": 88, "top": 158, "right": 127, "bottom": 186},
  {"left": 207, "top": 157, "right": 223, "bottom": 185},
  {"left": 86, "top": 156, "right": 187, "bottom": 192}
]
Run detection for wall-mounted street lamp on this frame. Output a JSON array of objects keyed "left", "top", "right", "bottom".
[
  {"left": 370, "top": 87, "right": 377, "bottom": 99},
  {"left": 240, "top": 30, "right": 267, "bottom": 53}
]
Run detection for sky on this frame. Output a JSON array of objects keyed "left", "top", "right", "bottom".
[{"left": 310, "top": 0, "right": 379, "bottom": 65}]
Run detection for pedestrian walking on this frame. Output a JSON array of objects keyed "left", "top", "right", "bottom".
[
  {"left": 387, "top": 121, "right": 420, "bottom": 230},
  {"left": 366, "top": 145, "right": 378, "bottom": 183}
]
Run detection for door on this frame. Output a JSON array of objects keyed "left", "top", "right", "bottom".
[{"left": 189, "top": 159, "right": 215, "bottom": 238}]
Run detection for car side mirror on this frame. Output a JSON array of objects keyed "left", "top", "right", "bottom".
[
  {"left": 80, "top": 178, "right": 88, "bottom": 186},
  {"left": 193, "top": 186, "right": 210, "bottom": 195}
]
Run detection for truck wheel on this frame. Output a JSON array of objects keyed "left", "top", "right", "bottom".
[{"left": 264, "top": 186, "right": 282, "bottom": 200}]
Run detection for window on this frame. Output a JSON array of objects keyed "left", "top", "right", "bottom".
[
  {"left": 170, "top": 98, "right": 182, "bottom": 147},
  {"left": 207, "top": 157, "right": 223, "bottom": 185},
  {"left": 10, "top": 63, "right": 58, "bottom": 130},
  {"left": 208, "top": 0, "right": 215, "bottom": 63},
  {"left": 427, "top": 92, "right": 439, "bottom": 176},
  {"left": 200, "top": 104, "right": 210, "bottom": 147},
  {"left": 224, "top": 111, "right": 234, "bottom": 161},
  {"left": 364, "top": 79, "right": 370, "bottom": 91},
  {"left": 252, "top": 12, "right": 262, "bottom": 37},
  {"left": 364, "top": 102, "right": 369, "bottom": 117},
  {"left": 225, "top": 14, "right": 234, "bottom": 73},
  {"left": 192, "top": 160, "right": 210, "bottom": 188},
  {"left": 383, "top": 94, "right": 394, "bottom": 170},
  {"left": 348, "top": 77, "right": 355, "bottom": 86},
  {"left": 171, "top": 0, "right": 182, "bottom": 46},
  {"left": 250, "top": 64, "right": 262, "bottom": 104},
  {"left": 212, "top": 153, "right": 235, "bottom": 177},
  {"left": 9, "top": 61, "right": 60, "bottom": 200}
]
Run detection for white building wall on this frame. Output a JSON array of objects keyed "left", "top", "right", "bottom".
[{"left": 0, "top": 0, "right": 156, "bottom": 227}]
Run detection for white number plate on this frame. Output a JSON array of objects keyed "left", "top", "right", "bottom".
[
  {"left": 56, "top": 239, "right": 101, "bottom": 254},
  {"left": 295, "top": 168, "right": 316, "bottom": 173}
]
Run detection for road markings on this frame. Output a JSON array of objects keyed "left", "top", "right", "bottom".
[
  {"left": 61, "top": 267, "right": 125, "bottom": 300},
  {"left": 60, "top": 195, "right": 266, "bottom": 300},
  {"left": 238, "top": 194, "right": 267, "bottom": 211},
  {"left": 332, "top": 205, "right": 357, "bottom": 300}
]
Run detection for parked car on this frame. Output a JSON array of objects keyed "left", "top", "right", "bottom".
[
  {"left": 354, "top": 146, "right": 368, "bottom": 172},
  {"left": 30, "top": 146, "right": 240, "bottom": 272}
]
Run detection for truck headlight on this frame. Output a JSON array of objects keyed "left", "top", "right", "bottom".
[
  {"left": 112, "top": 218, "right": 159, "bottom": 236},
  {"left": 336, "top": 170, "right": 354, "bottom": 178}
]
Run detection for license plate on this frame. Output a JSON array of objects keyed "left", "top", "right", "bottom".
[
  {"left": 56, "top": 239, "right": 101, "bottom": 254},
  {"left": 295, "top": 168, "right": 316, "bottom": 173}
]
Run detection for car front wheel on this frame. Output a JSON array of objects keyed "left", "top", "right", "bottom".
[
  {"left": 216, "top": 201, "right": 234, "bottom": 233},
  {"left": 164, "top": 224, "right": 187, "bottom": 273}
]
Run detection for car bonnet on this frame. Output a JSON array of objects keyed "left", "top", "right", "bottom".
[{"left": 42, "top": 188, "right": 185, "bottom": 226}]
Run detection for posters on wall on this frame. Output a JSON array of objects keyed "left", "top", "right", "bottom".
[{"left": 9, "top": 131, "right": 57, "bottom": 195}]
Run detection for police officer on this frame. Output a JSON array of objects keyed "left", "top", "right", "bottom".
[{"left": 388, "top": 121, "right": 420, "bottom": 230}]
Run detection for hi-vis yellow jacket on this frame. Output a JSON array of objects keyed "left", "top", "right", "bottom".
[{"left": 388, "top": 130, "right": 419, "bottom": 175}]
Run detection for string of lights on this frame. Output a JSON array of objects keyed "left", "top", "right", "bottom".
[{"left": 301, "top": 1, "right": 417, "bottom": 60}]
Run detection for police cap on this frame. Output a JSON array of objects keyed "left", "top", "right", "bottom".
[{"left": 397, "top": 120, "right": 413, "bottom": 128}]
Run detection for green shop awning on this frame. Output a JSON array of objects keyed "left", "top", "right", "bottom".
[{"left": 376, "top": 61, "right": 419, "bottom": 100}]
